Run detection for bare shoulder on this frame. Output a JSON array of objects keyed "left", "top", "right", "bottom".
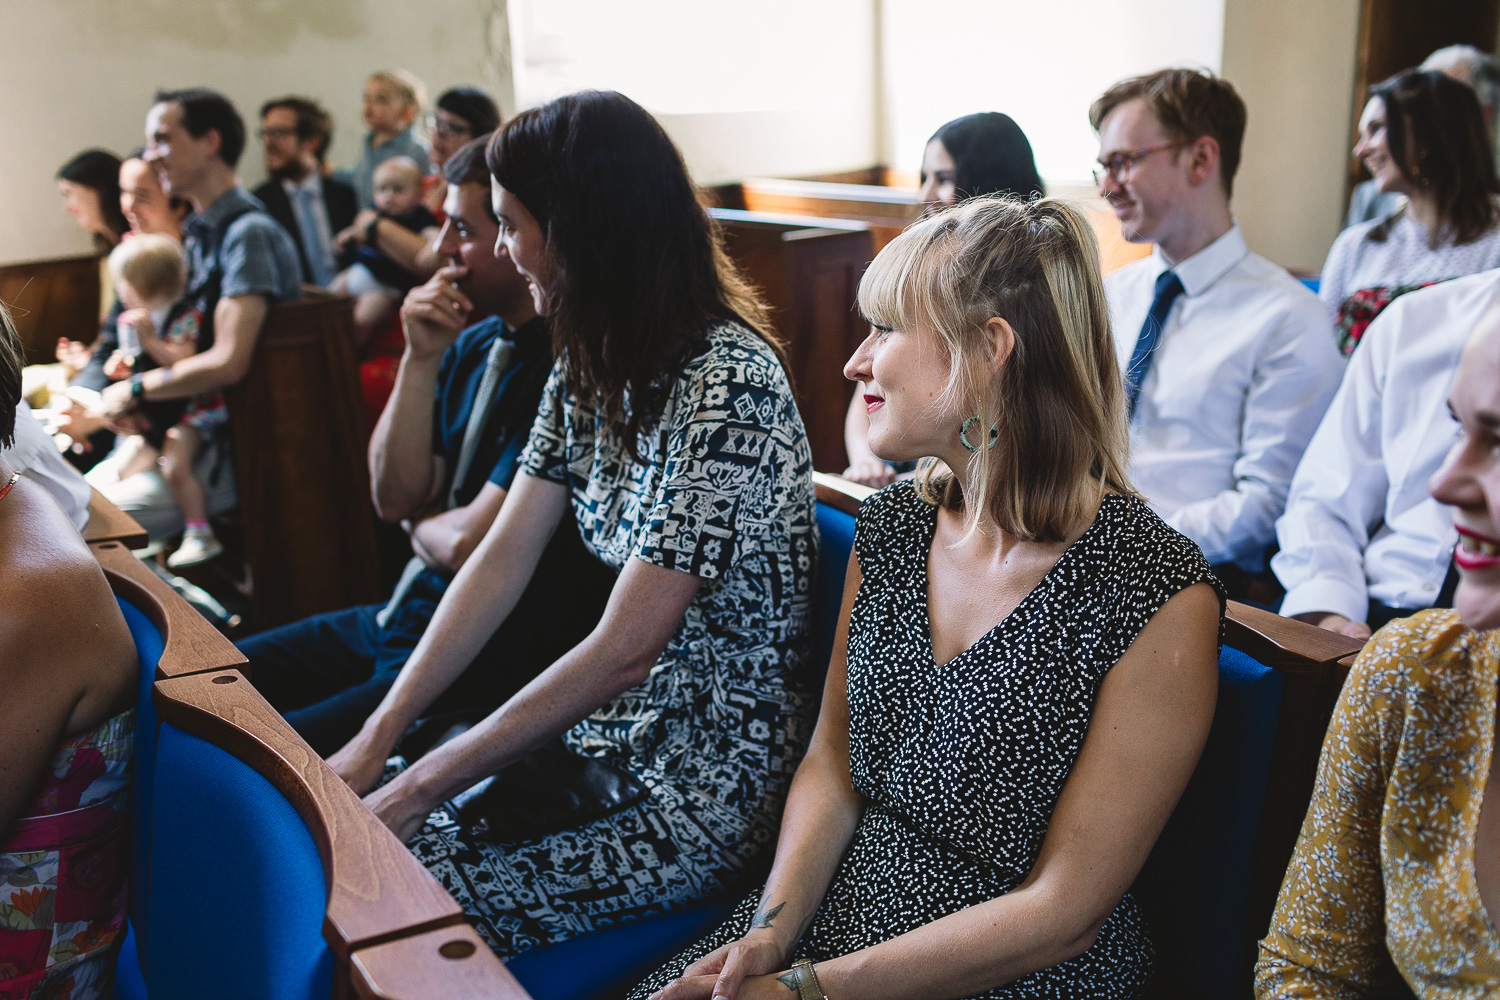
[{"left": 0, "top": 481, "right": 132, "bottom": 685}]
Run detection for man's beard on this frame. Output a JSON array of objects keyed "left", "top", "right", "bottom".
[{"left": 267, "top": 157, "right": 311, "bottom": 183}]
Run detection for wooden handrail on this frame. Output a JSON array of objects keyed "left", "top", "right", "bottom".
[
  {"left": 93, "top": 539, "right": 246, "bottom": 679},
  {"left": 349, "top": 923, "right": 530, "bottom": 999},
  {"left": 84, "top": 487, "right": 149, "bottom": 550},
  {"left": 1224, "top": 600, "right": 1369, "bottom": 675},
  {"left": 152, "top": 669, "right": 468, "bottom": 963},
  {"left": 813, "top": 472, "right": 873, "bottom": 517}
]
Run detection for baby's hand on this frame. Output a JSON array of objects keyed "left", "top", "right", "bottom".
[
  {"left": 119, "top": 308, "right": 157, "bottom": 341},
  {"left": 103, "top": 350, "right": 136, "bottom": 381},
  {"left": 55, "top": 337, "right": 92, "bottom": 373}
]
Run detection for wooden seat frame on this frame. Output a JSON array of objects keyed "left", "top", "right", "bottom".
[{"left": 87, "top": 493, "right": 530, "bottom": 1000}]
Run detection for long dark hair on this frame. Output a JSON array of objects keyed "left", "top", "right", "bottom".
[
  {"left": 1371, "top": 68, "right": 1500, "bottom": 247},
  {"left": 57, "top": 149, "right": 128, "bottom": 247},
  {"left": 931, "top": 113, "right": 1045, "bottom": 202},
  {"left": 486, "top": 90, "right": 779, "bottom": 451}
]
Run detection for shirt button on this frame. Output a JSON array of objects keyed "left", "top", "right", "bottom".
[{"left": 1424, "top": 583, "right": 1437, "bottom": 593}]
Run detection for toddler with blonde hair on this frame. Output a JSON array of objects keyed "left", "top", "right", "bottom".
[{"left": 104, "top": 234, "right": 223, "bottom": 567}]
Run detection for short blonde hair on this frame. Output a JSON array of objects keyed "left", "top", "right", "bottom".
[
  {"left": 857, "top": 196, "right": 1134, "bottom": 543},
  {"left": 108, "top": 234, "right": 187, "bottom": 305},
  {"left": 368, "top": 69, "right": 427, "bottom": 113}
]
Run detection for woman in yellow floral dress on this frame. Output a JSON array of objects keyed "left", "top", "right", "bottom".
[{"left": 1256, "top": 302, "right": 1500, "bottom": 997}]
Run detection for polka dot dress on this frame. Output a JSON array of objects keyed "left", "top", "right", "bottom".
[{"left": 630, "top": 481, "right": 1222, "bottom": 999}]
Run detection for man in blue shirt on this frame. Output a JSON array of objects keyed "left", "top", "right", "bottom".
[
  {"left": 93, "top": 88, "right": 302, "bottom": 544},
  {"left": 238, "top": 137, "right": 612, "bottom": 755}
]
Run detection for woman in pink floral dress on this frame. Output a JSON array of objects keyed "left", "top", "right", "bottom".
[{"left": 0, "top": 302, "right": 137, "bottom": 1000}]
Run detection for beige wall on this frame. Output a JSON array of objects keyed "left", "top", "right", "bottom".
[
  {"left": 0, "top": 0, "right": 512, "bottom": 267},
  {"left": 2, "top": 0, "right": 1364, "bottom": 273},
  {"left": 505, "top": 0, "right": 878, "bottom": 185},
  {"left": 1221, "top": 0, "right": 1363, "bottom": 272},
  {"left": 877, "top": 0, "right": 1227, "bottom": 186}
]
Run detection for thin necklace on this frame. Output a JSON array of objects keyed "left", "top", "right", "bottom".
[{"left": 0, "top": 469, "right": 18, "bottom": 502}]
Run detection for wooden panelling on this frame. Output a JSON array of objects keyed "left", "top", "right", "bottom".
[
  {"left": 711, "top": 209, "right": 873, "bottom": 473},
  {"left": 0, "top": 254, "right": 103, "bottom": 365},
  {"left": 225, "top": 294, "right": 381, "bottom": 629}
]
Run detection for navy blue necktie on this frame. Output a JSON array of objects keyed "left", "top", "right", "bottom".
[{"left": 1124, "top": 270, "right": 1184, "bottom": 418}]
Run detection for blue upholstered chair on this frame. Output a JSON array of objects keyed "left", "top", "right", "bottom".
[
  {"left": 1132, "top": 645, "right": 1285, "bottom": 998},
  {"left": 507, "top": 476, "right": 865, "bottom": 1000},
  {"left": 1299, "top": 277, "right": 1320, "bottom": 295},
  {"left": 148, "top": 716, "right": 335, "bottom": 999}
]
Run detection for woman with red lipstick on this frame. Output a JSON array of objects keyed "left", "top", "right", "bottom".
[
  {"left": 326, "top": 90, "right": 817, "bottom": 959},
  {"left": 1257, "top": 309, "right": 1500, "bottom": 997},
  {"left": 638, "top": 197, "right": 1222, "bottom": 1000}
]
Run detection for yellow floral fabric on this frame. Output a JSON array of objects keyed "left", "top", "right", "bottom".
[{"left": 1256, "top": 609, "right": 1500, "bottom": 998}]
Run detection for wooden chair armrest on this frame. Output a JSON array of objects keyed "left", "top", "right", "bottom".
[
  {"left": 350, "top": 923, "right": 532, "bottom": 1000},
  {"left": 85, "top": 487, "right": 148, "bottom": 549},
  {"left": 92, "top": 539, "right": 246, "bottom": 679},
  {"left": 1224, "top": 600, "right": 1368, "bottom": 676},
  {"left": 151, "top": 669, "right": 466, "bottom": 961},
  {"left": 812, "top": 471, "right": 873, "bottom": 517}
]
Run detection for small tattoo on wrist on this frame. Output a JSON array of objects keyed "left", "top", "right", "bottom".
[
  {"left": 751, "top": 900, "right": 785, "bottom": 929},
  {"left": 777, "top": 970, "right": 798, "bottom": 993}
]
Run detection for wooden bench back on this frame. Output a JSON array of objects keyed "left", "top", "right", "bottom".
[
  {"left": 710, "top": 175, "right": 1154, "bottom": 277},
  {"left": 709, "top": 209, "right": 873, "bottom": 473},
  {"left": 88, "top": 504, "right": 530, "bottom": 1000},
  {"left": 225, "top": 293, "right": 381, "bottom": 629},
  {"left": 0, "top": 253, "right": 102, "bottom": 364}
]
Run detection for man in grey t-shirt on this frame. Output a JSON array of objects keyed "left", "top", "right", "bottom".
[{"left": 92, "top": 87, "right": 301, "bottom": 541}]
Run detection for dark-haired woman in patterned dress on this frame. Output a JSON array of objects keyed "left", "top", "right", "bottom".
[
  {"left": 325, "top": 90, "right": 816, "bottom": 958},
  {"left": 637, "top": 197, "right": 1223, "bottom": 1000}
]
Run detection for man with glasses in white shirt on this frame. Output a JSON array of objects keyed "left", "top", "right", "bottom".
[
  {"left": 1273, "top": 269, "right": 1496, "bottom": 639},
  {"left": 1091, "top": 68, "right": 1343, "bottom": 593}
]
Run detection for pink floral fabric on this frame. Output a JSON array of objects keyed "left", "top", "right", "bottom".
[
  {"left": 1335, "top": 281, "right": 1442, "bottom": 357},
  {"left": 0, "top": 710, "right": 133, "bottom": 1000}
]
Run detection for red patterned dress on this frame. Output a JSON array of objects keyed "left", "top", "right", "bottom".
[{"left": 0, "top": 710, "right": 133, "bottom": 1000}]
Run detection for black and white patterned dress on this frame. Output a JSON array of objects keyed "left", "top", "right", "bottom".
[
  {"left": 633, "top": 480, "right": 1222, "bottom": 998},
  {"left": 401, "top": 322, "right": 817, "bottom": 957}
]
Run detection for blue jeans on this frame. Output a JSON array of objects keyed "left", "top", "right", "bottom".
[{"left": 239, "top": 557, "right": 614, "bottom": 756}]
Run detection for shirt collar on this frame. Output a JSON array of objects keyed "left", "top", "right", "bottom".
[
  {"left": 187, "top": 184, "right": 255, "bottom": 237},
  {"left": 281, "top": 171, "right": 321, "bottom": 195},
  {"left": 1150, "top": 223, "right": 1249, "bottom": 297}
]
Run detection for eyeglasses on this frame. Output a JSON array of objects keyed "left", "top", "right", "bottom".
[
  {"left": 426, "top": 113, "right": 473, "bottom": 140},
  {"left": 1093, "top": 141, "right": 1188, "bottom": 187},
  {"left": 258, "top": 126, "right": 299, "bottom": 141}
]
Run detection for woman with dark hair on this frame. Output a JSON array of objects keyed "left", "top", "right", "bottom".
[
  {"left": 56, "top": 149, "right": 129, "bottom": 251},
  {"left": 422, "top": 86, "right": 503, "bottom": 214},
  {"left": 1322, "top": 69, "right": 1500, "bottom": 356},
  {"left": 845, "top": 113, "right": 1044, "bottom": 486},
  {"left": 919, "top": 112, "right": 1044, "bottom": 218},
  {"left": 0, "top": 301, "right": 138, "bottom": 999},
  {"left": 327, "top": 90, "right": 816, "bottom": 958}
]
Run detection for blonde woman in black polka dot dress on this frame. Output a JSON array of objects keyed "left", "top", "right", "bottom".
[{"left": 637, "top": 198, "right": 1225, "bottom": 1000}]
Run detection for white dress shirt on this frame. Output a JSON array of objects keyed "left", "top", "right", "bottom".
[
  {"left": 282, "top": 172, "right": 337, "bottom": 287},
  {"left": 1273, "top": 268, "right": 1498, "bottom": 621},
  {"left": 1, "top": 400, "right": 90, "bottom": 530},
  {"left": 1105, "top": 224, "right": 1343, "bottom": 567}
]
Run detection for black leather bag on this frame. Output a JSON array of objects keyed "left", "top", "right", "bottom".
[{"left": 397, "top": 716, "right": 649, "bottom": 843}]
